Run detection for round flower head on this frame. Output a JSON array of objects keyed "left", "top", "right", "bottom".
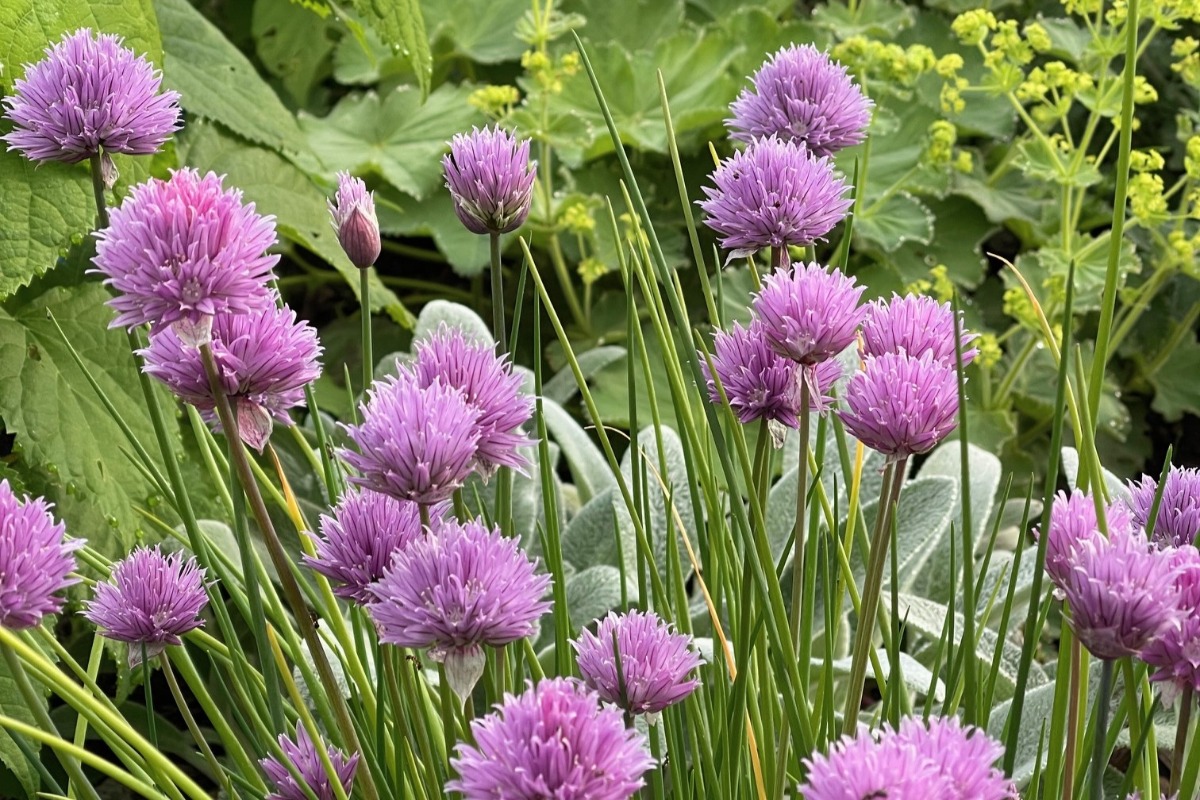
[
  {"left": 699, "top": 136, "right": 852, "bottom": 261},
  {"left": 83, "top": 545, "right": 208, "bottom": 666},
  {"left": 340, "top": 367, "right": 481, "bottom": 505},
  {"left": 1038, "top": 490, "right": 1105, "bottom": 592},
  {"left": 1140, "top": 546, "right": 1200, "bottom": 700},
  {"left": 752, "top": 262, "right": 865, "bottom": 365},
  {"left": 93, "top": 168, "right": 278, "bottom": 345},
  {"left": 260, "top": 726, "right": 359, "bottom": 800},
  {"left": 443, "top": 126, "right": 537, "bottom": 235},
  {"left": 1126, "top": 466, "right": 1200, "bottom": 547},
  {"left": 728, "top": 44, "right": 873, "bottom": 157},
  {"left": 0, "top": 480, "right": 83, "bottom": 629},
  {"left": 799, "top": 724, "right": 949, "bottom": 800},
  {"left": 370, "top": 517, "right": 551, "bottom": 701},
  {"left": 862, "top": 294, "right": 979, "bottom": 365},
  {"left": 572, "top": 610, "right": 703, "bottom": 718},
  {"left": 328, "top": 172, "right": 381, "bottom": 269},
  {"left": 2, "top": 28, "right": 180, "bottom": 164},
  {"left": 839, "top": 351, "right": 959, "bottom": 460},
  {"left": 447, "top": 677, "right": 653, "bottom": 800},
  {"left": 413, "top": 325, "right": 534, "bottom": 477},
  {"left": 893, "top": 716, "right": 1016, "bottom": 800},
  {"left": 140, "top": 302, "right": 322, "bottom": 452},
  {"left": 303, "top": 489, "right": 422, "bottom": 605}
]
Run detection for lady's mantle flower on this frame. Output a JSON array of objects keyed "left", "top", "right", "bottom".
[
  {"left": 839, "top": 351, "right": 960, "bottom": 460},
  {"left": 728, "top": 44, "right": 873, "bottom": 157},
  {"left": 93, "top": 168, "right": 278, "bottom": 345},
  {"left": 303, "top": 489, "right": 422, "bottom": 605},
  {"left": 140, "top": 302, "right": 322, "bottom": 452},
  {"left": 328, "top": 172, "right": 381, "bottom": 269},
  {"left": 1126, "top": 465, "right": 1200, "bottom": 547},
  {"left": 0, "top": 480, "right": 83, "bottom": 630},
  {"left": 447, "top": 678, "right": 653, "bottom": 800},
  {"left": 443, "top": 126, "right": 537, "bottom": 235},
  {"left": 2, "top": 28, "right": 180, "bottom": 164},
  {"left": 369, "top": 517, "right": 551, "bottom": 701},
  {"left": 752, "top": 262, "right": 865, "bottom": 365},
  {"left": 572, "top": 610, "right": 702, "bottom": 719},
  {"left": 261, "top": 726, "right": 359, "bottom": 800},
  {"left": 862, "top": 293, "right": 979, "bottom": 365},
  {"left": 699, "top": 136, "right": 852, "bottom": 262},
  {"left": 83, "top": 545, "right": 208, "bottom": 666}
]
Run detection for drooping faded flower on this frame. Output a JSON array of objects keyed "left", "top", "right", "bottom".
[
  {"left": 447, "top": 678, "right": 653, "bottom": 800},
  {"left": 2, "top": 28, "right": 180, "bottom": 164},
  {"left": 862, "top": 294, "right": 979, "bottom": 365},
  {"left": 752, "top": 262, "right": 866, "bottom": 365},
  {"left": 328, "top": 172, "right": 381, "bottom": 269},
  {"left": 699, "top": 137, "right": 853, "bottom": 262},
  {"left": 839, "top": 351, "right": 960, "bottom": 460},
  {"left": 93, "top": 168, "right": 278, "bottom": 345},
  {"left": 0, "top": 480, "right": 83, "bottom": 630},
  {"left": 413, "top": 325, "right": 534, "bottom": 477},
  {"left": 261, "top": 726, "right": 359, "bottom": 800},
  {"left": 728, "top": 44, "right": 873, "bottom": 157},
  {"left": 1140, "top": 546, "right": 1200, "bottom": 700},
  {"left": 892, "top": 716, "right": 1016, "bottom": 800},
  {"left": 340, "top": 367, "right": 481, "bottom": 505},
  {"left": 1126, "top": 466, "right": 1200, "bottom": 548},
  {"left": 443, "top": 126, "right": 537, "bottom": 235},
  {"left": 140, "top": 301, "right": 322, "bottom": 452},
  {"left": 572, "top": 610, "right": 703, "bottom": 718},
  {"left": 799, "top": 724, "right": 948, "bottom": 800},
  {"left": 83, "top": 545, "right": 208, "bottom": 666},
  {"left": 369, "top": 517, "right": 551, "bottom": 701},
  {"left": 303, "top": 489, "right": 422, "bottom": 605}
]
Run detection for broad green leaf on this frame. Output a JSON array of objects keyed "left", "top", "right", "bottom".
[
  {"left": 541, "top": 398, "right": 616, "bottom": 504},
  {"left": 566, "top": 0, "right": 686, "bottom": 54},
  {"left": 252, "top": 0, "right": 339, "bottom": 107},
  {"left": 1014, "top": 139, "right": 1102, "bottom": 188},
  {"left": 887, "top": 196, "right": 993, "bottom": 290},
  {"left": 1036, "top": 16, "right": 1092, "bottom": 62},
  {"left": 1013, "top": 233, "right": 1142, "bottom": 313},
  {"left": 1148, "top": 335, "right": 1200, "bottom": 421},
  {"left": 619, "top": 425, "right": 696, "bottom": 580},
  {"left": 0, "top": 0, "right": 161, "bottom": 68},
  {"left": 351, "top": 0, "right": 433, "bottom": 98},
  {"left": 561, "top": 489, "right": 636, "bottom": 583},
  {"left": 687, "top": 0, "right": 793, "bottom": 21},
  {"left": 855, "top": 192, "right": 935, "bottom": 253},
  {"left": 412, "top": 299, "right": 491, "bottom": 345},
  {"left": 952, "top": 169, "right": 1046, "bottom": 225},
  {"left": 857, "top": 477, "right": 959, "bottom": 594},
  {"left": 376, "top": 188, "right": 503, "bottom": 277},
  {"left": 421, "top": 0, "right": 528, "bottom": 64},
  {"left": 564, "top": 565, "right": 624, "bottom": 631},
  {"left": 717, "top": 8, "right": 823, "bottom": 79},
  {"left": 543, "top": 346, "right": 626, "bottom": 405},
  {"left": 812, "top": 0, "right": 915, "bottom": 38}
]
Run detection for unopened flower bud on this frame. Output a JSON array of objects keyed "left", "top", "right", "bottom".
[{"left": 328, "top": 172, "right": 381, "bottom": 269}]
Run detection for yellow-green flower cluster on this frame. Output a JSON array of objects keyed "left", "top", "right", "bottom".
[
  {"left": 521, "top": 49, "right": 580, "bottom": 95},
  {"left": 1172, "top": 37, "right": 1200, "bottom": 86},
  {"left": 559, "top": 201, "right": 595, "bottom": 235},
  {"left": 469, "top": 85, "right": 521, "bottom": 118},
  {"left": 1128, "top": 173, "right": 1168, "bottom": 222},
  {"left": 831, "top": 37, "right": 938, "bottom": 92},
  {"left": 577, "top": 257, "right": 609, "bottom": 286},
  {"left": 1185, "top": 135, "right": 1200, "bottom": 179}
]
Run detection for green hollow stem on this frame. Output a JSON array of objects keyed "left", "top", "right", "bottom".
[
  {"left": 360, "top": 266, "right": 374, "bottom": 394},
  {"left": 160, "top": 653, "right": 235, "bottom": 799},
  {"left": 490, "top": 232, "right": 507, "bottom": 355},
  {"left": 142, "top": 645, "right": 157, "bottom": 753},
  {"left": 1061, "top": 636, "right": 1083, "bottom": 800},
  {"left": 1088, "top": 659, "right": 1115, "bottom": 800},
  {"left": 1170, "top": 686, "right": 1194, "bottom": 797},
  {"left": 89, "top": 152, "right": 110, "bottom": 229}
]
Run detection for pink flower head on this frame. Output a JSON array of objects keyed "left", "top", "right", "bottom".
[
  {"left": 862, "top": 294, "right": 979, "bottom": 366},
  {"left": 260, "top": 726, "right": 359, "bottom": 800},
  {"left": 0, "top": 480, "right": 83, "bottom": 629},
  {"left": 447, "top": 678, "right": 653, "bottom": 800},
  {"left": 838, "top": 351, "right": 959, "bottom": 460},
  {"left": 728, "top": 44, "right": 873, "bottom": 158},
  {"left": 328, "top": 172, "right": 381, "bottom": 269},
  {"left": 1140, "top": 546, "right": 1200, "bottom": 699},
  {"left": 893, "top": 716, "right": 1016, "bottom": 800},
  {"left": 699, "top": 136, "right": 852, "bottom": 262},
  {"left": 140, "top": 302, "right": 322, "bottom": 452},
  {"left": 1126, "top": 466, "right": 1200, "bottom": 548},
  {"left": 800, "top": 725, "right": 948, "bottom": 800},
  {"left": 83, "top": 545, "right": 208, "bottom": 666},
  {"left": 92, "top": 168, "right": 278, "bottom": 345},
  {"left": 443, "top": 126, "right": 537, "bottom": 235},
  {"left": 2, "top": 28, "right": 180, "bottom": 164},
  {"left": 303, "top": 489, "right": 422, "bottom": 605},
  {"left": 1038, "top": 490, "right": 1105, "bottom": 592},
  {"left": 752, "top": 262, "right": 866, "bottom": 365}
]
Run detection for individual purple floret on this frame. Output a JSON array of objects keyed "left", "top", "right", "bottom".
[
  {"left": 92, "top": 168, "right": 278, "bottom": 345},
  {"left": 328, "top": 171, "right": 381, "bottom": 269},
  {"left": 83, "top": 545, "right": 208, "bottom": 666},
  {"left": 260, "top": 726, "right": 359, "bottom": 800},
  {"left": 861, "top": 294, "right": 979, "bottom": 365},
  {"left": 1038, "top": 490, "right": 1105, "bottom": 592},
  {"left": 800, "top": 725, "right": 948, "bottom": 800},
  {"left": 699, "top": 137, "right": 852, "bottom": 262},
  {"left": 140, "top": 301, "right": 322, "bottom": 452},
  {"left": 893, "top": 716, "right": 1017, "bottom": 800},
  {"left": 447, "top": 678, "right": 653, "bottom": 800},
  {"left": 572, "top": 610, "right": 703, "bottom": 719},
  {"left": 340, "top": 367, "right": 481, "bottom": 505},
  {"left": 1140, "top": 546, "right": 1200, "bottom": 700},
  {"left": 752, "top": 262, "right": 866, "bottom": 365},
  {"left": 1126, "top": 466, "right": 1200, "bottom": 547},
  {"left": 0, "top": 480, "right": 83, "bottom": 630},
  {"left": 839, "top": 351, "right": 960, "bottom": 461},
  {"left": 443, "top": 126, "right": 537, "bottom": 235},
  {"left": 303, "top": 489, "right": 422, "bottom": 605},
  {"left": 413, "top": 325, "right": 534, "bottom": 477},
  {"left": 369, "top": 517, "right": 551, "bottom": 701},
  {"left": 728, "top": 44, "right": 873, "bottom": 158},
  {"left": 2, "top": 28, "right": 180, "bottom": 165}
]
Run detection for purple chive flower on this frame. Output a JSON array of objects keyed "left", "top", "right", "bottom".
[
  {"left": 839, "top": 351, "right": 960, "bottom": 461},
  {"left": 752, "top": 262, "right": 866, "bottom": 365},
  {"left": 2, "top": 28, "right": 180, "bottom": 165},
  {"left": 370, "top": 517, "right": 551, "bottom": 701},
  {"left": 92, "top": 168, "right": 279, "bottom": 345},
  {"left": 862, "top": 294, "right": 979, "bottom": 365},
  {"left": 447, "top": 678, "right": 653, "bottom": 800},
  {"left": 893, "top": 716, "right": 1017, "bottom": 800},
  {"left": 1039, "top": 490, "right": 1105, "bottom": 591},
  {"left": 699, "top": 136, "right": 852, "bottom": 262},
  {"left": 303, "top": 489, "right": 422, "bottom": 605},
  {"left": 328, "top": 172, "right": 381, "bottom": 269},
  {"left": 1140, "top": 546, "right": 1200, "bottom": 700},
  {"left": 83, "top": 545, "right": 208, "bottom": 666},
  {"left": 340, "top": 367, "right": 481, "bottom": 505},
  {"left": 260, "top": 726, "right": 359, "bottom": 800},
  {"left": 140, "top": 302, "right": 322, "bottom": 452},
  {"left": 0, "top": 480, "right": 83, "bottom": 630},
  {"left": 728, "top": 44, "right": 873, "bottom": 157},
  {"left": 1126, "top": 466, "right": 1200, "bottom": 547},
  {"left": 572, "top": 610, "right": 703, "bottom": 718},
  {"left": 800, "top": 725, "right": 949, "bottom": 800},
  {"left": 413, "top": 325, "right": 534, "bottom": 477},
  {"left": 443, "top": 126, "right": 537, "bottom": 235}
]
